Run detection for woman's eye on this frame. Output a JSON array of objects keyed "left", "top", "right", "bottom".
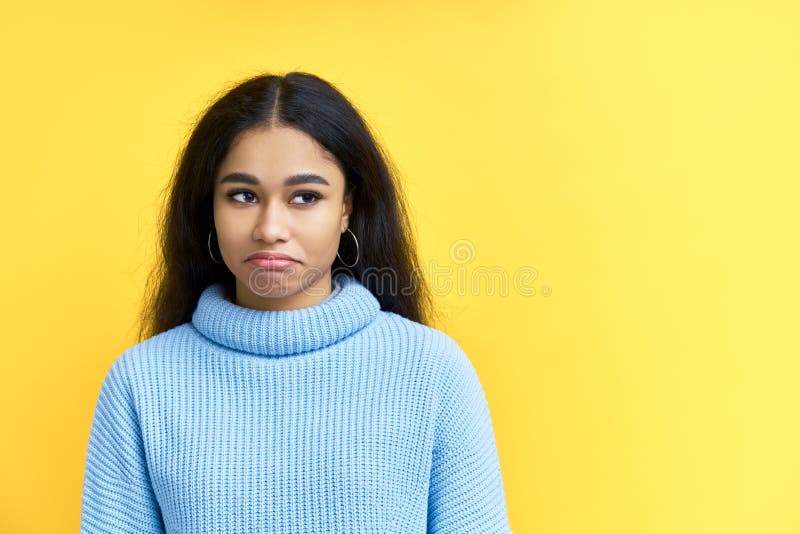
[
  {"left": 228, "top": 190, "right": 257, "bottom": 203},
  {"left": 292, "top": 192, "right": 321, "bottom": 205},
  {"left": 226, "top": 190, "right": 320, "bottom": 205}
]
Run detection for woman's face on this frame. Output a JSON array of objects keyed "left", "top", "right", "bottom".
[{"left": 213, "top": 125, "right": 352, "bottom": 311}]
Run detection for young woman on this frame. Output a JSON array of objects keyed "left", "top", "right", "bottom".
[{"left": 80, "top": 72, "right": 511, "bottom": 533}]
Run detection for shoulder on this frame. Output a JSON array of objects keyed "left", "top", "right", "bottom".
[
  {"left": 378, "top": 309, "right": 459, "bottom": 347},
  {"left": 377, "top": 310, "right": 475, "bottom": 378},
  {"left": 377, "top": 314, "right": 492, "bottom": 449},
  {"left": 100, "top": 323, "right": 197, "bottom": 388}
]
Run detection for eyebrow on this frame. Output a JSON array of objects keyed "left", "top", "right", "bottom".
[{"left": 219, "top": 172, "right": 331, "bottom": 187}]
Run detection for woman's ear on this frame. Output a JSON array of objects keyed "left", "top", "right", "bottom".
[{"left": 341, "top": 191, "right": 353, "bottom": 232}]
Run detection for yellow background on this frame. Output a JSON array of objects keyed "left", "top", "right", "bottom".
[{"left": 1, "top": 1, "right": 798, "bottom": 532}]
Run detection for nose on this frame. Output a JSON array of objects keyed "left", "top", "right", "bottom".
[{"left": 252, "top": 199, "right": 291, "bottom": 243}]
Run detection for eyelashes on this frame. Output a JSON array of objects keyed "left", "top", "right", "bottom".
[
  {"left": 225, "top": 189, "right": 322, "bottom": 206},
  {"left": 293, "top": 191, "right": 323, "bottom": 205},
  {"left": 226, "top": 190, "right": 256, "bottom": 203}
]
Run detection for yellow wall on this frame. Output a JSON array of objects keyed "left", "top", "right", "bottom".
[{"left": 1, "top": 1, "right": 798, "bottom": 532}]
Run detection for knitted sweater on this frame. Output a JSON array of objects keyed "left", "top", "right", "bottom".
[{"left": 81, "top": 273, "right": 511, "bottom": 533}]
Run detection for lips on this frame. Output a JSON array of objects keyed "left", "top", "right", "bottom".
[
  {"left": 246, "top": 251, "right": 298, "bottom": 261},
  {"left": 245, "top": 251, "right": 299, "bottom": 270},
  {"left": 248, "top": 257, "right": 297, "bottom": 269}
]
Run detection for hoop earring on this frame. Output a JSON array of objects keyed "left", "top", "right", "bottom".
[
  {"left": 208, "top": 229, "right": 224, "bottom": 264},
  {"left": 336, "top": 227, "right": 360, "bottom": 267}
]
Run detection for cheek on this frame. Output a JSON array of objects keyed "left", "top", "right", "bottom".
[
  {"left": 213, "top": 205, "right": 248, "bottom": 251},
  {"left": 300, "top": 212, "right": 344, "bottom": 258}
]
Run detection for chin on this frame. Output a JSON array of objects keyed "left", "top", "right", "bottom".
[{"left": 243, "top": 270, "right": 299, "bottom": 298}]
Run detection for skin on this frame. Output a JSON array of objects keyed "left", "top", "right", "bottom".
[{"left": 212, "top": 125, "right": 353, "bottom": 311}]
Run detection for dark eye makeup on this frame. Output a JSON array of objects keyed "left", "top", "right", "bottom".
[{"left": 225, "top": 189, "right": 322, "bottom": 205}]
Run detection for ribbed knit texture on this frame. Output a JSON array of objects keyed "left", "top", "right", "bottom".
[{"left": 81, "top": 273, "right": 511, "bottom": 533}]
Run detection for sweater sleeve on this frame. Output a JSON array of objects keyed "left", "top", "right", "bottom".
[
  {"left": 427, "top": 340, "right": 512, "bottom": 533},
  {"left": 80, "top": 356, "right": 165, "bottom": 533}
]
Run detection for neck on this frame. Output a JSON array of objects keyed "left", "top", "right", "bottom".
[
  {"left": 191, "top": 272, "right": 380, "bottom": 357},
  {"left": 234, "top": 271, "right": 334, "bottom": 311}
]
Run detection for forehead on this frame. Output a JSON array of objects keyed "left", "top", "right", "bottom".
[{"left": 216, "top": 125, "right": 343, "bottom": 184}]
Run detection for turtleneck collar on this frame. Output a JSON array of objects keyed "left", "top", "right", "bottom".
[{"left": 191, "top": 273, "right": 380, "bottom": 357}]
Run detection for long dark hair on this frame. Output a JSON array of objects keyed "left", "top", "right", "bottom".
[{"left": 137, "top": 71, "right": 437, "bottom": 341}]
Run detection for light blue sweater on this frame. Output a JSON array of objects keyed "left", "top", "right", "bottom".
[{"left": 81, "top": 273, "right": 511, "bottom": 533}]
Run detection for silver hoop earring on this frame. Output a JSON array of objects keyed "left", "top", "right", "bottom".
[
  {"left": 336, "top": 227, "right": 360, "bottom": 268},
  {"left": 208, "top": 229, "right": 224, "bottom": 264}
]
